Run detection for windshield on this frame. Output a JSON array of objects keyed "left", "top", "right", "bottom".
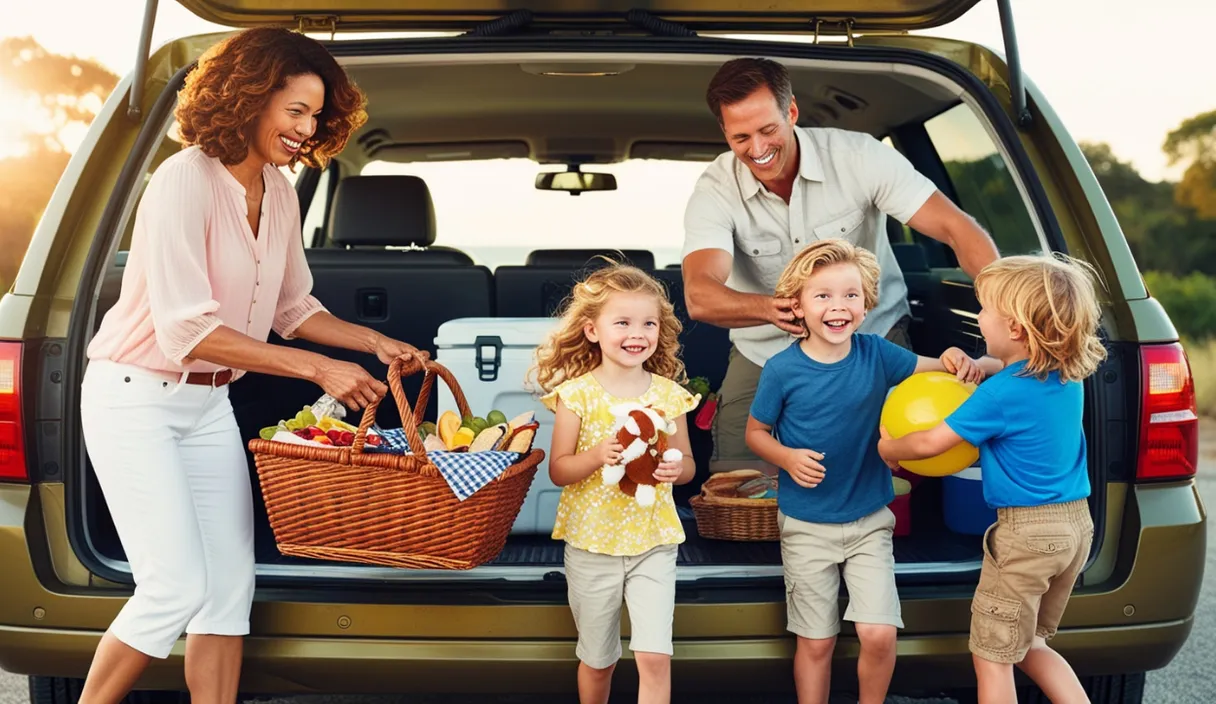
[{"left": 356, "top": 157, "right": 714, "bottom": 269}]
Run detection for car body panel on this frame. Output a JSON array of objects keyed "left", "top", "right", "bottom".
[
  {"left": 174, "top": 0, "right": 983, "bottom": 33},
  {"left": 0, "top": 477, "right": 1204, "bottom": 691}
]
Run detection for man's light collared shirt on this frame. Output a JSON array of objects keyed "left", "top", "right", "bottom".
[{"left": 682, "top": 126, "right": 937, "bottom": 366}]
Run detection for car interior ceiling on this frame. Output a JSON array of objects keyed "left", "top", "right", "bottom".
[
  {"left": 86, "top": 57, "right": 1004, "bottom": 573},
  {"left": 335, "top": 60, "right": 956, "bottom": 171}
]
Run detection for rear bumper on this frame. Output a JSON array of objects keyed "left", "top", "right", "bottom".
[
  {"left": 0, "top": 480, "right": 1204, "bottom": 695},
  {"left": 0, "top": 617, "right": 1194, "bottom": 695}
]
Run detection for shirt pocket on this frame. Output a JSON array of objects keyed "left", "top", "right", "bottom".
[
  {"left": 736, "top": 234, "right": 786, "bottom": 285},
  {"left": 738, "top": 235, "right": 783, "bottom": 258},
  {"left": 812, "top": 208, "right": 866, "bottom": 241}
]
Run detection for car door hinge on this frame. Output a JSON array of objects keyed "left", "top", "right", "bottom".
[
  {"left": 812, "top": 18, "right": 856, "bottom": 47},
  {"left": 298, "top": 15, "right": 338, "bottom": 40}
]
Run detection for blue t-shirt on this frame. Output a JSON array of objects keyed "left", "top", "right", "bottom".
[
  {"left": 945, "top": 360, "right": 1091, "bottom": 509},
  {"left": 750, "top": 334, "right": 917, "bottom": 524}
]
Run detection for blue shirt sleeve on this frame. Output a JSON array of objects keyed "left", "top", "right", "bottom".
[
  {"left": 944, "top": 384, "right": 1007, "bottom": 446},
  {"left": 749, "top": 358, "right": 785, "bottom": 427},
  {"left": 874, "top": 335, "right": 918, "bottom": 387}
]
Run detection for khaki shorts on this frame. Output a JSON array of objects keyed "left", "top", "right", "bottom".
[
  {"left": 714, "top": 316, "right": 913, "bottom": 464},
  {"left": 970, "top": 499, "right": 1094, "bottom": 664},
  {"left": 564, "top": 543, "right": 678, "bottom": 669},
  {"left": 778, "top": 507, "right": 903, "bottom": 639}
]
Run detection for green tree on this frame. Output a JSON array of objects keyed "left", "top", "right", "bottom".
[
  {"left": 1163, "top": 109, "right": 1216, "bottom": 219},
  {"left": 0, "top": 37, "right": 118, "bottom": 287},
  {"left": 1081, "top": 141, "right": 1216, "bottom": 277}
]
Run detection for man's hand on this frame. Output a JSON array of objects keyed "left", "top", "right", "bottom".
[
  {"left": 683, "top": 249, "right": 803, "bottom": 334},
  {"left": 783, "top": 447, "right": 826, "bottom": 488},
  {"left": 941, "top": 347, "right": 984, "bottom": 384},
  {"left": 768, "top": 296, "right": 804, "bottom": 336}
]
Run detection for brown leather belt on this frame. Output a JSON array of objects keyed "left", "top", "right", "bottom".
[{"left": 182, "top": 369, "right": 235, "bottom": 386}]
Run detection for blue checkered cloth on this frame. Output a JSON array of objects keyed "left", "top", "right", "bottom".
[{"left": 367, "top": 427, "right": 521, "bottom": 501}]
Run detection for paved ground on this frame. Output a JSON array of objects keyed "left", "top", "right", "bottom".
[
  {"left": 1139, "top": 417, "right": 1216, "bottom": 703},
  {"left": 3, "top": 421, "right": 1212, "bottom": 703}
]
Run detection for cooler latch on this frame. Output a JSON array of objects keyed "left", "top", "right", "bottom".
[{"left": 474, "top": 336, "right": 504, "bottom": 382}]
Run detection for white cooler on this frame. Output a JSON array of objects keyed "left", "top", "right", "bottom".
[{"left": 433, "top": 317, "right": 562, "bottom": 534}]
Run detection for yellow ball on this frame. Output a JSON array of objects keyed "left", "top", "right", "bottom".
[{"left": 880, "top": 371, "right": 979, "bottom": 477}]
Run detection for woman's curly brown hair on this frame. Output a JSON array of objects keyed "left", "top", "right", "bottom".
[
  {"left": 175, "top": 27, "right": 367, "bottom": 168},
  {"left": 531, "top": 262, "right": 687, "bottom": 393}
]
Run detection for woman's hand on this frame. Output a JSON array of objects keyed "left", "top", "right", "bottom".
[
  {"left": 313, "top": 357, "right": 387, "bottom": 411},
  {"left": 373, "top": 334, "right": 429, "bottom": 366}
]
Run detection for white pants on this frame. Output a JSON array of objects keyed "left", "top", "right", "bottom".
[{"left": 81, "top": 360, "right": 255, "bottom": 659}]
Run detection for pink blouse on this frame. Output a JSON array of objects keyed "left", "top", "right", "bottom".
[{"left": 87, "top": 146, "right": 326, "bottom": 377}]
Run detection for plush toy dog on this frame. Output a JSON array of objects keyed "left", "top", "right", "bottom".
[{"left": 601, "top": 402, "right": 683, "bottom": 507}]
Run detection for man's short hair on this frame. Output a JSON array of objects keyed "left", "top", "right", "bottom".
[{"left": 705, "top": 58, "right": 794, "bottom": 125}]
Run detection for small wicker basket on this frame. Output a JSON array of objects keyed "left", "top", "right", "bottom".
[
  {"left": 247, "top": 355, "right": 543, "bottom": 570},
  {"left": 689, "top": 469, "right": 780, "bottom": 542}
]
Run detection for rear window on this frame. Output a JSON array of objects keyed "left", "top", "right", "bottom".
[{"left": 353, "top": 158, "right": 711, "bottom": 269}]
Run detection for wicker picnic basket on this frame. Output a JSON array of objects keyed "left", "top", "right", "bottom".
[
  {"left": 247, "top": 355, "right": 543, "bottom": 570},
  {"left": 689, "top": 469, "right": 780, "bottom": 542}
]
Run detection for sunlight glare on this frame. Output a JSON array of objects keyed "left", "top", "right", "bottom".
[{"left": 0, "top": 78, "right": 49, "bottom": 159}]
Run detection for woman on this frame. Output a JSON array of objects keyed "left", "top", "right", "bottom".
[{"left": 78, "top": 27, "right": 418, "bottom": 704}]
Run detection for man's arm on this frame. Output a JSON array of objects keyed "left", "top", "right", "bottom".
[
  {"left": 906, "top": 191, "right": 1000, "bottom": 279},
  {"left": 682, "top": 249, "right": 803, "bottom": 335}
]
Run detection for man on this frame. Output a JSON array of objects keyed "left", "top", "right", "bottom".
[{"left": 683, "top": 57, "right": 999, "bottom": 465}]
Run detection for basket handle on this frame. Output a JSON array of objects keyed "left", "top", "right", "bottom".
[{"left": 351, "top": 355, "right": 472, "bottom": 456}]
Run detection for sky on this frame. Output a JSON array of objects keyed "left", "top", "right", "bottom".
[{"left": 2, "top": 0, "right": 1213, "bottom": 183}]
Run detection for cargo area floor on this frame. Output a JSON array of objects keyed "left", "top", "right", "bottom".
[{"left": 483, "top": 509, "right": 982, "bottom": 567}]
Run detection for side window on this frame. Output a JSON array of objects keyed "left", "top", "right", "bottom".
[
  {"left": 279, "top": 165, "right": 331, "bottom": 248},
  {"left": 923, "top": 104, "right": 1041, "bottom": 255},
  {"left": 300, "top": 165, "right": 332, "bottom": 247}
]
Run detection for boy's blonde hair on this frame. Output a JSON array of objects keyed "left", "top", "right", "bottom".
[
  {"left": 531, "top": 262, "right": 687, "bottom": 392},
  {"left": 974, "top": 254, "right": 1108, "bottom": 383},
  {"left": 774, "top": 239, "right": 881, "bottom": 332}
]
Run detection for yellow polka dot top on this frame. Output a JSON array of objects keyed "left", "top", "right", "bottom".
[{"left": 541, "top": 372, "right": 700, "bottom": 556}]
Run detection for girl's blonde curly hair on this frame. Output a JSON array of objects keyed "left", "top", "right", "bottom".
[
  {"left": 531, "top": 262, "right": 687, "bottom": 393},
  {"left": 974, "top": 253, "right": 1108, "bottom": 383}
]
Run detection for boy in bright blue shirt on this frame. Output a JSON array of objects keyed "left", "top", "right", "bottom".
[
  {"left": 879, "top": 254, "right": 1108, "bottom": 704},
  {"left": 745, "top": 239, "right": 999, "bottom": 704}
]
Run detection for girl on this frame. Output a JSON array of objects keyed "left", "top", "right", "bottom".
[{"left": 533, "top": 263, "right": 700, "bottom": 704}]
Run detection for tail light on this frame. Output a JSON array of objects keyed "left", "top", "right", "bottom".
[
  {"left": 1136, "top": 343, "right": 1199, "bottom": 482},
  {"left": 0, "top": 342, "right": 25, "bottom": 482}
]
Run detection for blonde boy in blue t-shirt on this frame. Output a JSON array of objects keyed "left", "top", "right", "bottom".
[
  {"left": 745, "top": 239, "right": 1002, "bottom": 704},
  {"left": 879, "top": 254, "right": 1108, "bottom": 703}
]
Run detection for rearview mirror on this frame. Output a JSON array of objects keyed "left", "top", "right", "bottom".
[{"left": 535, "top": 169, "right": 616, "bottom": 195}]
